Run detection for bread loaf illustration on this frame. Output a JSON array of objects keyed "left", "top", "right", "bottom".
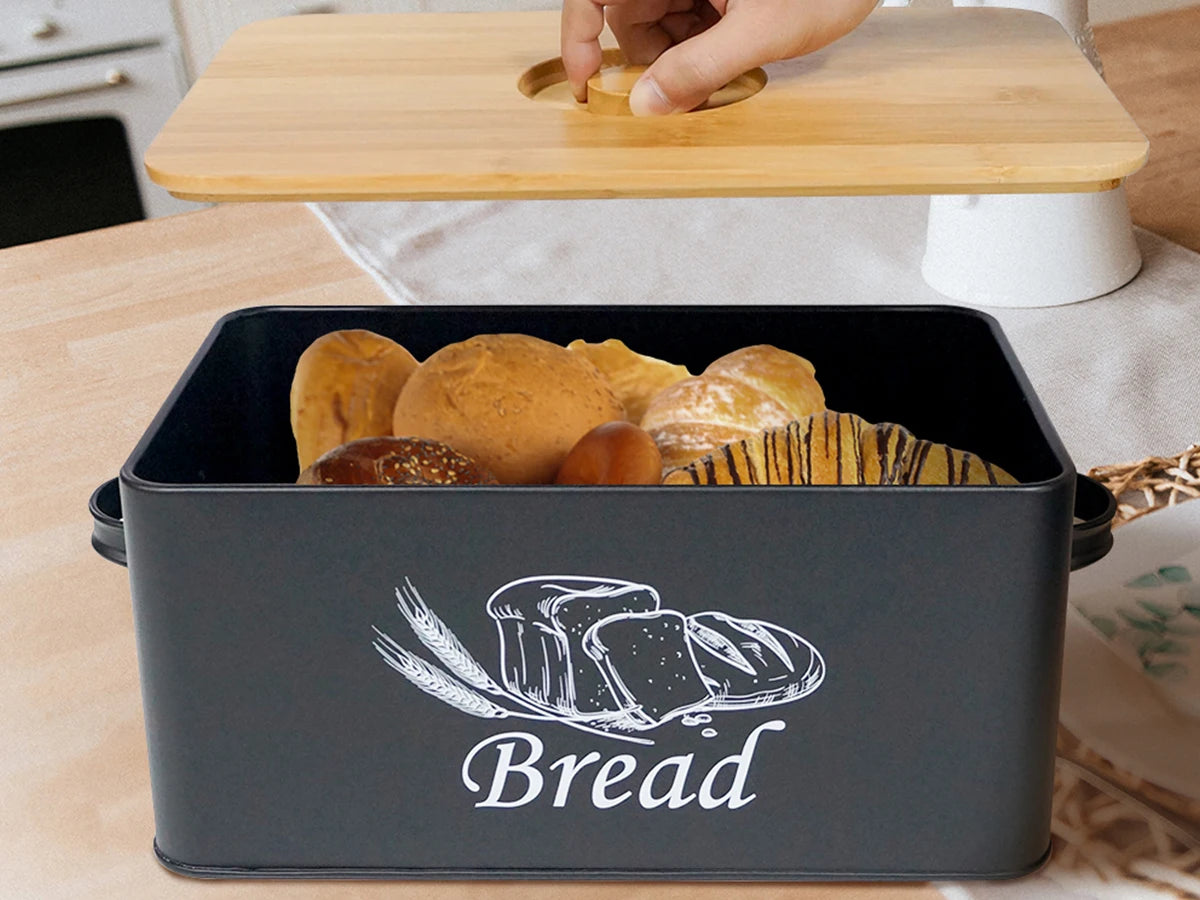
[
  {"left": 583, "top": 611, "right": 713, "bottom": 727},
  {"left": 663, "top": 410, "right": 1018, "bottom": 486},
  {"left": 379, "top": 576, "right": 831, "bottom": 744},
  {"left": 640, "top": 345, "right": 826, "bottom": 470},
  {"left": 486, "top": 577, "right": 660, "bottom": 716},
  {"left": 687, "top": 612, "right": 825, "bottom": 708}
]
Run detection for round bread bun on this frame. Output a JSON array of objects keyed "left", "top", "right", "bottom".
[
  {"left": 290, "top": 329, "right": 420, "bottom": 471},
  {"left": 297, "top": 436, "right": 498, "bottom": 485},
  {"left": 555, "top": 421, "right": 663, "bottom": 485},
  {"left": 392, "top": 334, "right": 625, "bottom": 484}
]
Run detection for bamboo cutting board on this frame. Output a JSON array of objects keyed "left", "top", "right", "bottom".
[{"left": 144, "top": 8, "right": 1148, "bottom": 201}]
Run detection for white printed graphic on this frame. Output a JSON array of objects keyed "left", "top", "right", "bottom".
[
  {"left": 373, "top": 576, "right": 826, "bottom": 746},
  {"left": 458, "top": 720, "right": 786, "bottom": 809}
]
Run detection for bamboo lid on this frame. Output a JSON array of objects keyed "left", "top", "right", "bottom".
[
  {"left": 144, "top": 9, "right": 1147, "bottom": 201},
  {"left": 584, "top": 64, "right": 767, "bottom": 116}
]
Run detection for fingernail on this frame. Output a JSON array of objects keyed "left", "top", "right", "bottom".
[{"left": 629, "top": 75, "right": 674, "bottom": 116}]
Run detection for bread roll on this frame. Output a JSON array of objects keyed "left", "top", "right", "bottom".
[
  {"left": 662, "top": 410, "right": 1018, "bottom": 486},
  {"left": 640, "top": 345, "right": 826, "bottom": 470},
  {"left": 555, "top": 421, "right": 663, "bottom": 485},
  {"left": 392, "top": 334, "right": 625, "bottom": 484},
  {"left": 297, "top": 436, "right": 498, "bottom": 485},
  {"left": 290, "top": 329, "right": 419, "bottom": 471},
  {"left": 566, "top": 339, "right": 691, "bottom": 424}
]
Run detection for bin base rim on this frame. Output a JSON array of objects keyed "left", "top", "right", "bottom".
[{"left": 154, "top": 838, "right": 1052, "bottom": 882}]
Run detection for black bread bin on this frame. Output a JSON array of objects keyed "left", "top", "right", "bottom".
[{"left": 91, "top": 305, "right": 1112, "bottom": 881}]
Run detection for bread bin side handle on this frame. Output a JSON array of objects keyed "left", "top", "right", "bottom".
[
  {"left": 1071, "top": 473, "right": 1117, "bottom": 571},
  {"left": 89, "top": 478, "right": 127, "bottom": 567}
]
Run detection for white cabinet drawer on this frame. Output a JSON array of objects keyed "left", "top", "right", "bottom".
[
  {"left": 0, "top": 0, "right": 176, "bottom": 70},
  {"left": 0, "top": 45, "right": 201, "bottom": 220}
]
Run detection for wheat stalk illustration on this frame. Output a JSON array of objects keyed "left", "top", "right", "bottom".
[
  {"left": 372, "top": 628, "right": 514, "bottom": 720},
  {"left": 576, "top": 709, "right": 649, "bottom": 734},
  {"left": 398, "top": 578, "right": 639, "bottom": 723},
  {"left": 378, "top": 580, "right": 655, "bottom": 746},
  {"left": 395, "top": 579, "right": 506, "bottom": 695}
]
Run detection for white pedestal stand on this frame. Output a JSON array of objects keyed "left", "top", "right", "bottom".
[{"left": 883, "top": 0, "right": 1142, "bottom": 307}]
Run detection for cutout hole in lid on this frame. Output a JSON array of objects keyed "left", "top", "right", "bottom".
[{"left": 518, "top": 50, "right": 766, "bottom": 113}]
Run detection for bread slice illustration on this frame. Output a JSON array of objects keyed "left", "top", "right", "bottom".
[
  {"left": 686, "top": 612, "right": 825, "bottom": 708},
  {"left": 486, "top": 576, "right": 660, "bottom": 716},
  {"left": 379, "top": 576, "right": 829, "bottom": 744},
  {"left": 583, "top": 611, "right": 713, "bottom": 727}
]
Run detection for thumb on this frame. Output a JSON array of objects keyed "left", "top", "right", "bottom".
[{"left": 629, "top": 10, "right": 775, "bottom": 116}]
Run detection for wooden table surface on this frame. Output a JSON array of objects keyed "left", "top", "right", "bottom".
[{"left": 2, "top": 6, "right": 1198, "bottom": 898}]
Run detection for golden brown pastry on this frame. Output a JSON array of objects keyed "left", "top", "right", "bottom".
[
  {"left": 662, "top": 410, "right": 1018, "bottom": 486},
  {"left": 555, "top": 421, "right": 664, "bottom": 485},
  {"left": 640, "top": 345, "right": 826, "bottom": 471},
  {"left": 392, "top": 334, "right": 625, "bottom": 484},
  {"left": 566, "top": 339, "right": 691, "bottom": 425},
  {"left": 297, "top": 436, "right": 498, "bottom": 486},
  {"left": 290, "top": 329, "right": 420, "bottom": 472}
]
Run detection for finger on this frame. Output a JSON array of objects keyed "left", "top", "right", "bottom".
[
  {"left": 561, "top": 0, "right": 608, "bottom": 102},
  {"left": 693, "top": 0, "right": 722, "bottom": 32},
  {"left": 630, "top": 0, "right": 879, "bottom": 115},
  {"left": 606, "top": 0, "right": 677, "bottom": 64},
  {"left": 658, "top": 11, "right": 702, "bottom": 44},
  {"left": 660, "top": 1, "right": 718, "bottom": 44},
  {"left": 608, "top": 18, "right": 675, "bottom": 65},
  {"left": 630, "top": 9, "right": 770, "bottom": 115}
]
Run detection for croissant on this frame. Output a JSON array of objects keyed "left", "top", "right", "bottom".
[
  {"left": 640, "top": 345, "right": 826, "bottom": 470},
  {"left": 662, "top": 410, "right": 1018, "bottom": 486}
]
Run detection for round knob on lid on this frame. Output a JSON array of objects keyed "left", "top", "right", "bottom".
[
  {"left": 586, "top": 65, "right": 647, "bottom": 116},
  {"left": 584, "top": 64, "right": 768, "bottom": 115}
]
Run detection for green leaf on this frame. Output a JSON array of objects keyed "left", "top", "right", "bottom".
[
  {"left": 1119, "top": 610, "right": 1167, "bottom": 632},
  {"left": 1158, "top": 565, "right": 1192, "bottom": 583},
  {"left": 1184, "top": 605, "right": 1200, "bottom": 620},
  {"left": 1138, "top": 637, "right": 1163, "bottom": 656},
  {"left": 1137, "top": 599, "right": 1177, "bottom": 619},
  {"left": 1143, "top": 662, "right": 1188, "bottom": 680},
  {"left": 1088, "top": 615, "right": 1119, "bottom": 638},
  {"left": 1148, "top": 639, "right": 1190, "bottom": 656},
  {"left": 1163, "top": 621, "right": 1200, "bottom": 636},
  {"left": 1126, "top": 572, "right": 1162, "bottom": 589}
]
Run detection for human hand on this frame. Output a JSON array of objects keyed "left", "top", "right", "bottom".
[{"left": 561, "top": 0, "right": 879, "bottom": 115}]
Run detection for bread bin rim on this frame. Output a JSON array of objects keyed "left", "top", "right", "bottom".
[{"left": 116, "top": 302, "right": 1076, "bottom": 493}]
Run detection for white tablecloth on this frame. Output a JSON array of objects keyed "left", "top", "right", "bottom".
[{"left": 310, "top": 195, "right": 1200, "bottom": 472}]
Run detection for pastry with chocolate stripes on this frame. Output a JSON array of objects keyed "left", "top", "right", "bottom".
[{"left": 663, "top": 410, "right": 1017, "bottom": 486}]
